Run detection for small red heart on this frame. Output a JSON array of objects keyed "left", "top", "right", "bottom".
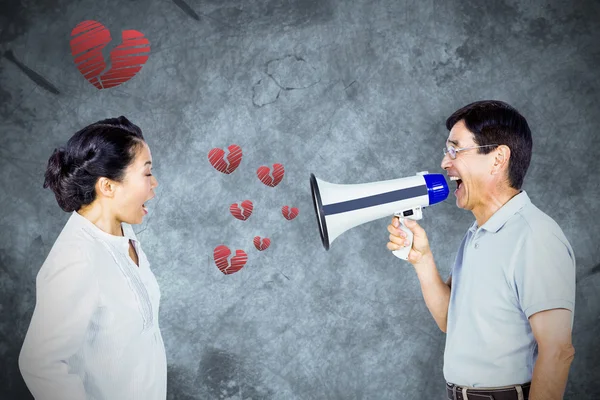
[
  {"left": 282, "top": 206, "right": 299, "bottom": 220},
  {"left": 230, "top": 200, "right": 253, "bottom": 221},
  {"left": 70, "top": 20, "right": 150, "bottom": 89},
  {"left": 257, "top": 163, "right": 285, "bottom": 187},
  {"left": 213, "top": 245, "right": 247, "bottom": 275},
  {"left": 253, "top": 236, "right": 271, "bottom": 251},
  {"left": 208, "top": 145, "right": 243, "bottom": 174}
]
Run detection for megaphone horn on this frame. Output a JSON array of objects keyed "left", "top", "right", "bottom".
[{"left": 310, "top": 171, "right": 449, "bottom": 260}]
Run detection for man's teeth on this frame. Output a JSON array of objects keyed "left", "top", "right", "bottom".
[{"left": 450, "top": 176, "right": 461, "bottom": 181}]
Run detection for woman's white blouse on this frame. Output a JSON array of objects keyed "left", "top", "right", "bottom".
[{"left": 19, "top": 211, "right": 167, "bottom": 400}]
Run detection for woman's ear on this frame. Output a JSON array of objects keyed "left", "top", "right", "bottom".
[{"left": 96, "top": 177, "right": 117, "bottom": 198}]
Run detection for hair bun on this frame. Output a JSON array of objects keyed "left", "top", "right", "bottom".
[
  {"left": 56, "top": 148, "right": 71, "bottom": 176},
  {"left": 43, "top": 147, "right": 67, "bottom": 190}
]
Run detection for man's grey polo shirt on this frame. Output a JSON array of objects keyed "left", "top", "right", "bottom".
[{"left": 443, "top": 190, "right": 576, "bottom": 387}]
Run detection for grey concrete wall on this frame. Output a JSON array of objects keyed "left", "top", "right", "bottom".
[{"left": 1, "top": 0, "right": 599, "bottom": 399}]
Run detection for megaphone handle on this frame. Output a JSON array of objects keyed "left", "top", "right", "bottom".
[{"left": 392, "top": 217, "right": 413, "bottom": 260}]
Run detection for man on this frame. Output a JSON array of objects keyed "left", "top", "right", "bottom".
[{"left": 387, "top": 100, "right": 576, "bottom": 400}]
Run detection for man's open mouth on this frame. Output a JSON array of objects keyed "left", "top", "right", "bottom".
[{"left": 450, "top": 176, "right": 463, "bottom": 190}]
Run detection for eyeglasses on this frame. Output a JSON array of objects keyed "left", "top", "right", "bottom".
[{"left": 443, "top": 144, "right": 498, "bottom": 160}]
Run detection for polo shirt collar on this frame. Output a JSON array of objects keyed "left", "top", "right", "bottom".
[
  {"left": 469, "top": 190, "right": 531, "bottom": 233},
  {"left": 71, "top": 210, "right": 135, "bottom": 249}
]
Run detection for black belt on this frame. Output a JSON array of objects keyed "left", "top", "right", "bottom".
[{"left": 446, "top": 382, "right": 531, "bottom": 400}]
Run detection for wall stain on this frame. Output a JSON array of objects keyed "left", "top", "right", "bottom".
[{"left": 196, "top": 348, "right": 274, "bottom": 399}]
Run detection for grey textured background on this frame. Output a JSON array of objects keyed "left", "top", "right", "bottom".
[{"left": 1, "top": 0, "right": 599, "bottom": 399}]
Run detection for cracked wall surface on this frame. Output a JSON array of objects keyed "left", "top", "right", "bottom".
[{"left": 1, "top": 0, "right": 600, "bottom": 399}]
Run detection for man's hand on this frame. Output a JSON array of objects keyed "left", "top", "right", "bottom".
[
  {"left": 386, "top": 217, "right": 432, "bottom": 265},
  {"left": 528, "top": 308, "right": 575, "bottom": 400}
]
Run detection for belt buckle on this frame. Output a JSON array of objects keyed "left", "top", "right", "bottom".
[
  {"left": 449, "top": 383, "right": 524, "bottom": 400},
  {"left": 447, "top": 383, "right": 470, "bottom": 400},
  {"left": 446, "top": 383, "right": 460, "bottom": 400}
]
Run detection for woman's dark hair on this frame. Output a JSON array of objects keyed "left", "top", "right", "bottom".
[
  {"left": 446, "top": 100, "right": 533, "bottom": 190},
  {"left": 43, "top": 116, "right": 145, "bottom": 212}
]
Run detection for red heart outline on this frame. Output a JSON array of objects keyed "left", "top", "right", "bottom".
[
  {"left": 230, "top": 200, "right": 253, "bottom": 221},
  {"left": 213, "top": 245, "right": 247, "bottom": 275},
  {"left": 253, "top": 236, "right": 271, "bottom": 251},
  {"left": 70, "top": 20, "right": 150, "bottom": 89},
  {"left": 208, "top": 144, "right": 243, "bottom": 174},
  {"left": 282, "top": 206, "right": 299, "bottom": 220},
  {"left": 257, "top": 163, "right": 285, "bottom": 187}
]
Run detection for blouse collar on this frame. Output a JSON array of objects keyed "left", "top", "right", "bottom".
[{"left": 70, "top": 210, "right": 136, "bottom": 250}]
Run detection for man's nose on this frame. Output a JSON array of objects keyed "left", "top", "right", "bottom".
[{"left": 441, "top": 153, "right": 451, "bottom": 170}]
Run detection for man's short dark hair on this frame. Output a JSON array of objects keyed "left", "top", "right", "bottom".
[{"left": 446, "top": 100, "right": 533, "bottom": 190}]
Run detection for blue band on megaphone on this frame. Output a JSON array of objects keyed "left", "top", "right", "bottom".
[{"left": 322, "top": 185, "right": 428, "bottom": 216}]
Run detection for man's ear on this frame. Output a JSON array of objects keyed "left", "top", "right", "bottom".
[
  {"left": 491, "top": 145, "right": 511, "bottom": 175},
  {"left": 96, "top": 177, "right": 117, "bottom": 199}
]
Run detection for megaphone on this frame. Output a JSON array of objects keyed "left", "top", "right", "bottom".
[{"left": 310, "top": 171, "right": 449, "bottom": 260}]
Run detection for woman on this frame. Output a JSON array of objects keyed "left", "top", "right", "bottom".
[{"left": 18, "top": 116, "right": 166, "bottom": 400}]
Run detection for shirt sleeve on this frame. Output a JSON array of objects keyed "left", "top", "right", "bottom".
[
  {"left": 513, "top": 230, "right": 576, "bottom": 320},
  {"left": 19, "top": 248, "right": 100, "bottom": 400}
]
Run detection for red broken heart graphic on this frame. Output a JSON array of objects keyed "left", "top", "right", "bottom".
[
  {"left": 230, "top": 200, "right": 253, "bottom": 221},
  {"left": 253, "top": 236, "right": 271, "bottom": 251},
  {"left": 208, "top": 145, "right": 243, "bottom": 174},
  {"left": 257, "top": 163, "right": 285, "bottom": 187},
  {"left": 213, "top": 245, "right": 247, "bottom": 275},
  {"left": 282, "top": 206, "right": 299, "bottom": 220},
  {"left": 70, "top": 20, "right": 150, "bottom": 89}
]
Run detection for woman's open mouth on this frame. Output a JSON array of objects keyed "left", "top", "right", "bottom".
[{"left": 142, "top": 195, "right": 154, "bottom": 215}]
